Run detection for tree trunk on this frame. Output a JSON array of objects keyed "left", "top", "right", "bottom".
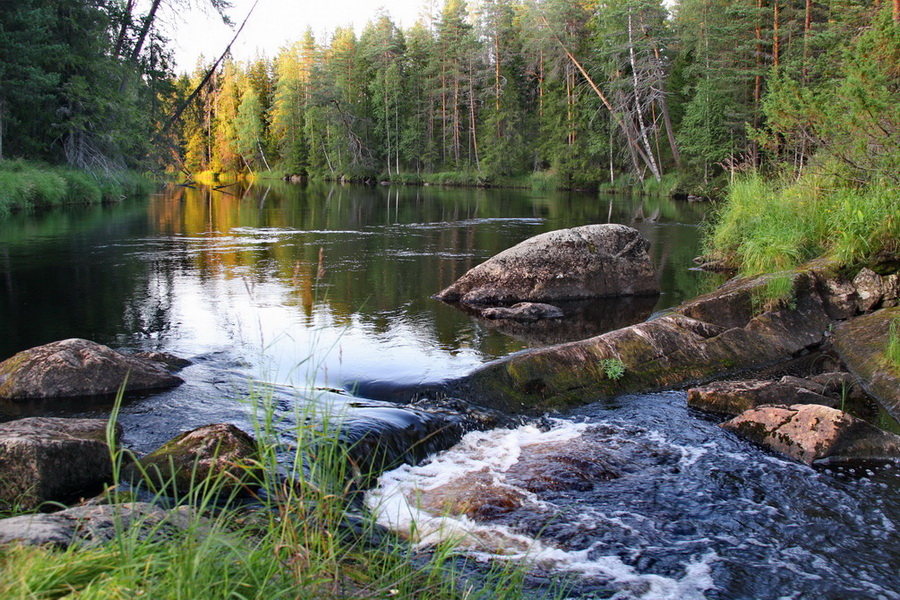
[
  {"left": 129, "top": 0, "right": 162, "bottom": 63},
  {"left": 495, "top": 34, "right": 502, "bottom": 138},
  {"left": 773, "top": 0, "right": 780, "bottom": 69},
  {"left": 469, "top": 70, "right": 480, "bottom": 172},
  {"left": 113, "top": 0, "right": 136, "bottom": 59},
  {"left": 753, "top": 0, "right": 764, "bottom": 167},
  {"left": 627, "top": 11, "right": 661, "bottom": 181},
  {"left": 894, "top": 0, "right": 899, "bottom": 24}
]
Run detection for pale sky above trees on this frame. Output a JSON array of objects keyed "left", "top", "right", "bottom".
[{"left": 170, "top": 0, "right": 428, "bottom": 70}]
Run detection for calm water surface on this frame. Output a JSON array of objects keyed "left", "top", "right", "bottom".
[
  {"left": 2, "top": 182, "right": 897, "bottom": 599},
  {"left": 0, "top": 182, "right": 714, "bottom": 389}
]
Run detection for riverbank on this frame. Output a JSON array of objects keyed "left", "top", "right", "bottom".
[
  {"left": 0, "top": 384, "right": 537, "bottom": 600},
  {"left": 187, "top": 168, "right": 687, "bottom": 196},
  {"left": 0, "top": 160, "right": 154, "bottom": 215}
]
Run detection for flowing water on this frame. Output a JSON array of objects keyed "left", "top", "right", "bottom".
[{"left": 1, "top": 182, "right": 897, "bottom": 598}]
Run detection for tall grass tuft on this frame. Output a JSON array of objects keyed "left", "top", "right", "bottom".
[
  {"left": 705, "top": 170, "right": 900, "bottom": 276},
  {"left": 887, "top": 318, "right": 900, "bottom": 370}
]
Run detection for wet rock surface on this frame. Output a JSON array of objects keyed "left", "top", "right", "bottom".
[
  {"left": 480, "top": 302, "right": 564, "bottom": 322},
  {"left": 0, "top": 339, "right": 184, "bottom": 400},
  {"left": 721, "top": 403, "right": 900, "bottom": 465},
  {"left": 0, "top": 417, "right": 120, "bottom": 510},
  {"left": 0, "top": 502, "right": 201, "bottom": 549},
  {"left": 434, "top": 224, "right": 659, "bottom": 306}
]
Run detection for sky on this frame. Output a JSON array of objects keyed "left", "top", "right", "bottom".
[{"left": 167, "top": 0, "right": 432, "bottom": 72}]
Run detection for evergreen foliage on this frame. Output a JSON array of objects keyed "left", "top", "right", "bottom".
[{"left": 1, "top": 0, "right": 897, "bottom": 193}]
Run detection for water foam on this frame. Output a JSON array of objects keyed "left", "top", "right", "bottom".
[{"left": 365, "top": 420, "right": 718, "bottom": 599}]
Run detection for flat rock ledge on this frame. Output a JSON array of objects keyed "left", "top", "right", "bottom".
[
  {"left": 0, "top": 338, "right": 184, "bottom": 400},
  {"left": 434, "top": 224, "right": 659, "bottom": 306},
  {"left": 687, "top": 377, "right": 838, "bottom": 416},
  {"left": 425, "top": 261, "right": 900, "bottom": 417},
  {"left": 0, "top": 502, "right": 201, "bottom": 549},
  {"left": 0, "top": 417, "right": 120, "bottom": 510},
  {"left": 721, "top": 404, "right": 900, "bottom": 465}
]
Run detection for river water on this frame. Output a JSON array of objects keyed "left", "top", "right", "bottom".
[{"left": 1, "top": 182, "right": 897, "bottom": 598}]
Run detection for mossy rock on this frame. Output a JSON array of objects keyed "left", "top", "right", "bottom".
[
  {"left": 125, "top": 424, "right": 261, "bottom": 498},
  {"left": 832, "top": 307, "right": 900, "bottom": 422}
]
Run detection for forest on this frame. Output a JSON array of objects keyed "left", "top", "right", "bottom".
[{"left": 1, "top": 0, "right": 898, "bottom": 195}]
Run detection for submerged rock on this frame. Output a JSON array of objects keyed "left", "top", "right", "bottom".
[
  {"left": 480, "top": 302, "right": 564, "bottom": 322},
  {"left": 0, "top": 338, "right": 184, "bottom": 400},
  {"left": 125, "top": 423, "right": 260, "bottom": 497},
  {"left": 0, "top": 417, "right": 120, "bottom": 510},
  {"left": 721, "top": 404, "right": 900, "bottom": 465},
  {"left": 0, "top": 502, "right": 201, "bottom": 549},
  {"left": 434, "top": 224, "right": 659, "bottom": 306},
  {"left": 688, "top": 379, "right": 836, "bottom": 416}
]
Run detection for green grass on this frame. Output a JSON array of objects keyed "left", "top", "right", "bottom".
[
  {"left": 887, "top": 318, "right": 900, "bottom": 370},
  {"left": 0, "top": 386, "right": 548, "bottom": 600},
  {"left": 705, "top": 170, "right": 900, "bottom": 277},
  {"left": 0, "top": 160, "right": 152, "bottom": 214}
]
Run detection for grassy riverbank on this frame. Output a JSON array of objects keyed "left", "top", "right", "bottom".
[
  {"left": 0, "top": 395, "right": 545, "bottom": 600},
  {"left": 0, "top": 161, "right": 153, "bottom": 215},
  {"left": 704, "top": 171, "right": 899, "bottom": 277}
]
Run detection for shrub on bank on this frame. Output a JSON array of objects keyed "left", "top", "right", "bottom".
[{"left": 0, "top": 161, "right": 153, "bottom": 214}]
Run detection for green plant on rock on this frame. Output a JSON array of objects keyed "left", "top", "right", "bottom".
[{"left": 600, "top": 358, "right": 626, "bottom": 381}]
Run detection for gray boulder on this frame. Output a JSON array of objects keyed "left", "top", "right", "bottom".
[
  {"left": 721, "top": 404, "right": 900, "bottom": 465},
  {"left": 0, "top": 417, "right": 120, "bottom": 510},
  {"left": 435, "top": 224, "right": 659, "bottom": 306},
  {"left": 0, "top": 338, "right": 183, "bottom": 400},
  {"left": 0, "top": 502, "right": 200, "bottom": 549}
]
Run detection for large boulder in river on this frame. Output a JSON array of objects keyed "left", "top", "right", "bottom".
[
  {"left": 0, "top": 417, "right": 120, "bottom": 510},
  {"left": 721, "top": 404, "right": 900, "bottom": 465},
  {"left": 0, "top": 338, "right": 184, "bottom": 400},
  {"left": 434, "top": 224, "right": 659, "bottom": 306}
]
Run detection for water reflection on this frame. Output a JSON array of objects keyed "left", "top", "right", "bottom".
[{"left": 0, "top": 182, "right": 720, "bottom": 390}]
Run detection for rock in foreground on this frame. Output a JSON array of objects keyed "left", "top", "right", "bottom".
[
  {"left": 721, "top": 404, "right": 900, "bottom": 465},
  {"left": 0, "top": 338, "right": 184, "bottom": 400},
  {"left": 0, "top": 417, "right": 120, "bottom": 509},
  {"left": 688, "top": 379, "right": 837, "bottom": 416},
  {"left": 125, "top": 423, "right": 260, "bottom": 496},
  {"left": 435, "top": 224, "right": 659, "bottom": 306},
  {"left": 0, "top": 502, "right": 200, "bottom": 549}
]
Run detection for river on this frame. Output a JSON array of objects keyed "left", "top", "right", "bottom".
[{"left": 1, "top": 182, "right": 897, "bottom": 599}]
